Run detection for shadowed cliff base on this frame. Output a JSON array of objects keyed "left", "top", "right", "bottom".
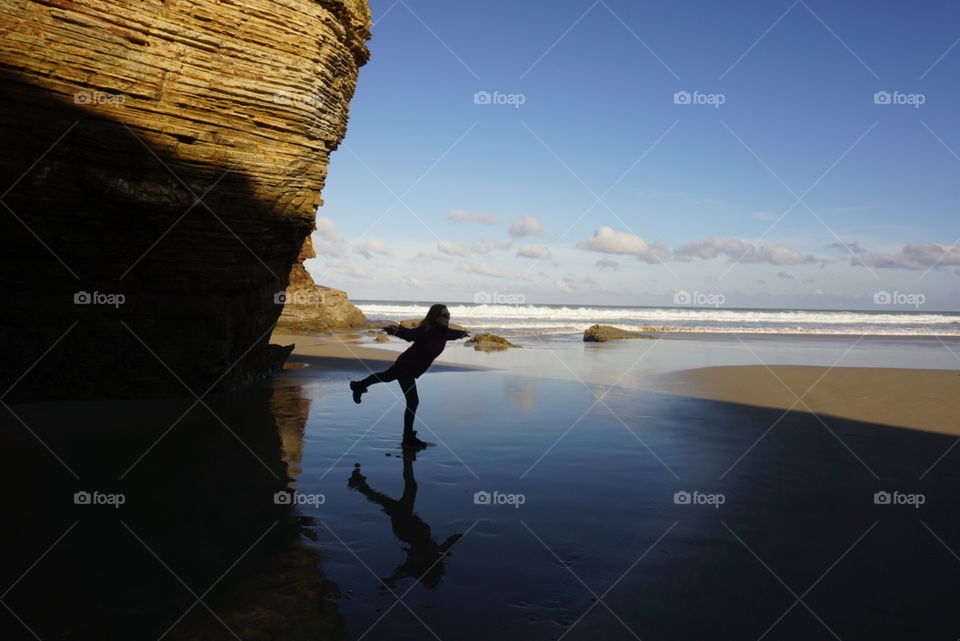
[
  {"left": 0, "top": 384, "right": 346, "bottom": 641},
  {"left": 1, "top": 70, "right": 293, "bottom": 399},
  {"left": 0, "top": 0, "right": 371, "bottom": 401}
]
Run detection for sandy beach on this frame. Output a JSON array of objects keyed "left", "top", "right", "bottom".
[
  {"left": 669, "top": 364, "right": 960, "bottom": 435},
  {"left": 273, "top": 331, "right": 402, "bottom": 365},
  {"left": 274, "top": 330, "right": 960, "bottom": 435}
]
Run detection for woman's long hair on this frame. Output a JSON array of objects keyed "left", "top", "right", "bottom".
[{"left": 418, "top": 304, "right": 448, "bottom": 330}]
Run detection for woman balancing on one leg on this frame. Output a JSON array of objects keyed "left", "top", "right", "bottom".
[{"left": 350, "top": 304, "right": 469, "bottom": 448}]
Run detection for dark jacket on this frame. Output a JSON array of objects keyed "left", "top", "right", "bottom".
[{"left": 393, "top": 324, "right": 468, "bottom": 378}]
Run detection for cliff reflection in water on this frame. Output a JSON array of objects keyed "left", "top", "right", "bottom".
[{"left": 0, "top": 384, "right": 343, "bottom": 641}]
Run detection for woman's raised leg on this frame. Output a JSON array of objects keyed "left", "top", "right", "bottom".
[{"left": 351, "top": 364, "right": 400, "bottom": 403}]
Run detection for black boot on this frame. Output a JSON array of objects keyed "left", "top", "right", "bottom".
[{"left": 402, "top": 430, "right": 427, "bottom": 448}]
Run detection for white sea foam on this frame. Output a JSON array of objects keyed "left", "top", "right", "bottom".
[{"left": 355, "top": 301, "right": 960, "bottom": 337}]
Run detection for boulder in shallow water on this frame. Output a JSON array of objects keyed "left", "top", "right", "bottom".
[
  {"left": 465, "top": 333, "right": 521, "bottom": 351},
  {"left": 583, "top": 324, "right": 658, "bottom": 342}
]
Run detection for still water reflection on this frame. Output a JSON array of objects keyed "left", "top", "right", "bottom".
[
  {"left": 347, "top": 453, "right": 463, "bottom": 590},
  {"left": 281, "top": 367, "right": 960, "bottom": 641},
  {"left": 4, "top": 363, "right": 960, "bottom": 640}
]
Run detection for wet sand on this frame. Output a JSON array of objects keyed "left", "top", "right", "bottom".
[
  {"left": 278, "top": 368, "right": 960, "bottom": 641},
  {"left": 669, "top": 365, "right": 960, "bottom": 435},
  {"left": 273, "top": 331, "right": 400, "bottom": 363},
  {"left": 271, "top": 331, "right": 486, "bottom": 382},
  {"left": 4, "top": 331, "right": 959, "bottom": 640},
  {"left": 274, "top": 330, "right": 960, "bottom": 435}
]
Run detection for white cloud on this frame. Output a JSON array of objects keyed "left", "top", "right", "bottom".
[
  {"left": 753, "top": 245, "right": 817, "bottom": 265},
  {"left": 447, "top": 209, "right": 497, "bottom": 224},
  {"left": 509, "top": 216, "right": 542, "bottom": 238},
  {"left": 825, "top": 241, "right": 867, "bottom": 255},
  {"left": 323, "top": 259, "right": 372, "bottom": 279},
  {"left": 674, "top": 236, "right": 743, "bottom": 260},
  {"left": 437, "top": 239, "right": 493, "bottom": 257},
  {"left": 409, "top": 251, "right": 450, "bottom": 263},
  {"left": 753, "top": 211, "right": 777, "bottom": 221},
  {"left": 437, "top": 239, "right": 471, "bottom": 257},
  {"left": 516, "top": 243, "right": 552, "bottom": 259},
  {"left": 856, "top": 242, "right": 960, "bottom": 270},
  {"left": 596, "top": 258, "right": 620, "bottom": 270},
  {"left": 312, "top": 217, "right": 345, "bottom": 257},
  {"left": 458, "top": 262, "right": 530, "bottom": 281},
  {"left": 354, "top": 238, "right": 391, "bottom": 259},
  {"left": 674, "top": 236, "right": 817, "bottom": 265},
  {"left": 577, "top": 226, "right": 669, "bottom": 263},
  {"left": 399, "top": 275, "right": 424, "bottom": 289}
]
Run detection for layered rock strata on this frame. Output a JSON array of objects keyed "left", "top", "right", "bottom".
[
  {"left": 277, "top": 236, "right": 367, "bottom": 329},
  {"left": 0, "top": 0, "right": 371, "bottom": 399}
]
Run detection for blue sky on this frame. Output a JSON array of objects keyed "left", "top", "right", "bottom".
[{"left": 306, "top": 0, "right": 960, "bottom": 310}]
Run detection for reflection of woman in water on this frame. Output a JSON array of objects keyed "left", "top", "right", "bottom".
[
  {"left": 348, "top": 453, "right": 462, "bottom": 589},
  {"left": 350, "top": 304, "right": 469, "bottom": 448}
]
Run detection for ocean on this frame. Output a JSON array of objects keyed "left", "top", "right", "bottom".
[{"left": 354, "top": 300, "right": 960, "bottom": 337}]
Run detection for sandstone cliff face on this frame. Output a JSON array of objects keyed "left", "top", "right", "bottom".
[
  {"left": 0, "top": 0, "right": 370, "bottom": 399},
  {"left": 278, "top": 235, "right": 367, "bottom": 328}
]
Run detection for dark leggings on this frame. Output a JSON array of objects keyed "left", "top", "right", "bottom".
[{"left": 359, "top": 364, "right": 419, "bottom": 435}]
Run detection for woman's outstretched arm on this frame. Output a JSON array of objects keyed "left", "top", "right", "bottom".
[
  {"left": 445, "top": 328, "right": 469, "bottom": 341},
  {"left": 385, "top": 324, "right": 420, "bottom": 341}
]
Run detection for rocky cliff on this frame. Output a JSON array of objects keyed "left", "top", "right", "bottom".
[
  {"left": 0, "top": 0, "right": 371, "bottom": 400},
  {"left": 278, "top": 236, "right": 367, "bottom": 329}
]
